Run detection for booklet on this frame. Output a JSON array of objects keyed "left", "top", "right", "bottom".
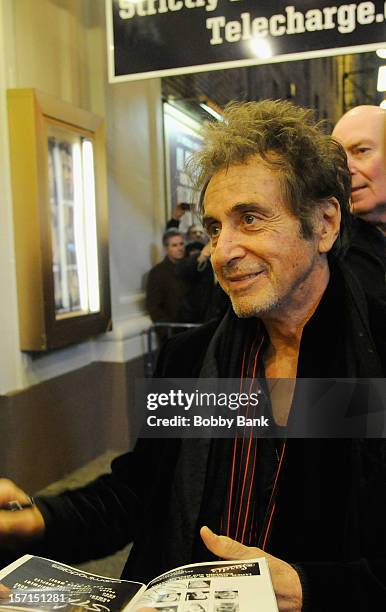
[{"left": 0, "top": 554, "right": 278, "bottom": 612}]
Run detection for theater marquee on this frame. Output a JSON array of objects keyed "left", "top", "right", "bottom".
[{"left": 106, "top": 0, "right": 386, "bottom": 82}]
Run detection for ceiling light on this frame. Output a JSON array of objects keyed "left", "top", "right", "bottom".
[
  {"left": 199, "top": 103, "right": 223, "bottom": 121},
  {"left": 249, "top": 37, "right": 273, "bottom": 59},
  {"left": 377, "top": 66, "right": 386, "bottom": 92}
]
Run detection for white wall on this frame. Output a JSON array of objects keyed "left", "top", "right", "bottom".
[{"left": 0, "top": 0, "right": 165, "bottom": 394}]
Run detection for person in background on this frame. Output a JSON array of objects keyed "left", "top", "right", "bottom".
[
  {"left": 166, "top": 203, "right": 206, "bottom": 244},
  {"left": 166, "top": 201, "right": 190, "bottom": 230},
  {"left": 332, "top": 105, "right": 386, "bottom": 296},
  {"left": 186, "top": 224, "right": 207, "bottom": 243},
  {"left": 166, "top": 208, "right": 223, "bottom": 323},
  {"left": 177, "top": 241, "right": 228, "bottom": 323},
  {"left": 145, "top": 229, "right": 189, "bottom": 340}
]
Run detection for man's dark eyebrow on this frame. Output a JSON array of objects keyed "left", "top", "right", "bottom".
[
  {"left": 203, "top": 202, "right": 271, "bottom": 226},
  {"left": 232, "top": 202, "right": 270, "bottom": 214},
  {"left": 202, "top": 215, "right": 216, "bottom": 229}
]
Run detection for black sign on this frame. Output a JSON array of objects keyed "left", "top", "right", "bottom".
[{"left": 107, "top": 0, "right": 386, "bottom": 81}]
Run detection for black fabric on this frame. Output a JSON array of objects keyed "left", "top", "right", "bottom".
[
  {"left": 18, "top": 261, "right": 386, "bottom": 611},
  {"left": 345, "top": 218, "right": 386, "bottom": 300},
  {"left": 166, "top": 218, "right": 179, "bottom": 230},
  {"left": 176, "top": 254, "right": 229, "bottom": 324},
  {"left": 145, "top": 256, "right": 190, "bottom": 325}
]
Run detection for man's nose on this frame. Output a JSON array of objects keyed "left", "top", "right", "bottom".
[
  {"left": 346, "top": 152, "right": 357, "bottom": 174},
  {"left": 212, "top": 228, "right": 245, "bottom": 266}
]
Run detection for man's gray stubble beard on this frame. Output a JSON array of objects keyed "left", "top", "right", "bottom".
[
  {"left": 228, "top": 250, "right": 322, "bottom": 320},
  {"left": 230, "top": 293, "right": 283, "bottom": 319}
]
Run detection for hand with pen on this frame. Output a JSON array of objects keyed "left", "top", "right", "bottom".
[{"left": 0, "top": 478, "right": 45, "bottom": 551}]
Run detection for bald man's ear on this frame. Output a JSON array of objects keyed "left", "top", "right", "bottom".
[{"left": 316, "top": 197, "right": 341, "bottom": 254}]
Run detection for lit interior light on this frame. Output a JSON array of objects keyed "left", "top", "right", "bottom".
[
  {"left": 164, "top": 102, "right": 201, "bottom": 132},
  {"left": 72, "top": 142, "right": 88, "bottom": 312},
  {"left": 376, "top": 49, "right": 386, "bottom": 59},
  {"left": 377, "top": 66, "right": 386, "bottom": 92},
  {"left": 249, "top": 37, "right": 273, "bottom": 59},
  {"left": 82, "top": 139, "right": 100, "bottom": 313},
  {"left": 380, "top": 100, "right": 386, "bottom": 109},
  {"left": 52, "top": 144, "right": 69, "bottom": 312},
  {"left": 199, "top": 103, "right": 223, "bottom": 121}
]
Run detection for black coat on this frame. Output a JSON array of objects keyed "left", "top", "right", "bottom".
[
  {"left": 176, "top": 254, "right": 229, "bottom": 323},
  {"left": 345, "top": 218, "right": 386, "bottom": 300},
  {"left": 145, "top": 256, "right": 190, "bottom": 339},
  {"left": 30, "top": 263, "right": 386, "bottom": 611}
]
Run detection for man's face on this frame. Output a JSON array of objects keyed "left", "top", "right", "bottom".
[
  {"left": 332, "top": 108, "right": 386, "bottom": 223},
  {"left": 165, "top": 235, "right": 185, "bottom": 263},
  {"left": 188, "top": 225, "right": 206, "bottom": 242},
  {"left": 203, "top": 156, "right": 325, "bottom": 320}
]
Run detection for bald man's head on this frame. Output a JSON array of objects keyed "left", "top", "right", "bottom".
[{"left": 332, "top": 105, "right": 386, "bottom": 225}]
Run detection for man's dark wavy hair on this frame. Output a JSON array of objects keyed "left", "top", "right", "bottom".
[
  {"left": 191, "top": 99, "right": 351, "bottom": 257},
  {"left": 162, "top": 228, "right": 183, "bottom": 246}
]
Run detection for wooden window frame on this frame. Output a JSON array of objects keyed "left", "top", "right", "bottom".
[{"left": 7, "top": 89, "right": 111, "bottom": 351}]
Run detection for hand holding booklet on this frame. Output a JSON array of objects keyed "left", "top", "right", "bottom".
[{"left": 0, "top": 554, "right": 278, "bottom": 611}]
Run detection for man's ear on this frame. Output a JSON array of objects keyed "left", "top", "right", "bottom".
[{"left": 317, "top": 197, "right": 341, "bottom": 254}]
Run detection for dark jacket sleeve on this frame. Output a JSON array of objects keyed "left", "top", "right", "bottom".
[
  {"left": 30, "top": 436, "right": 182, "bottom": 573},
  {"left": 31, "top": 451, "right": 147, "bottom": 564},
  {"left": 146, "top": 265, "right": 168, "bottom": 323},
  {"left": 0, "top": 329, "right": 217, "bottom": 569}
]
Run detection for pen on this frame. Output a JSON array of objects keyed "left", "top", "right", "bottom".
[{"left": 2, "top": 497, "right": 34, "bottom": 511}]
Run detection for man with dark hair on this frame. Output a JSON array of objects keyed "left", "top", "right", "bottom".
[
  {"left": 0, "top": 100, "right": 385, "bottom": 611},
  {"left": 194, "top": 100, "right": 351, "bottom": 252},
  {"left": 145, "top": 229, "right": 189, "bottom": 337}
]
